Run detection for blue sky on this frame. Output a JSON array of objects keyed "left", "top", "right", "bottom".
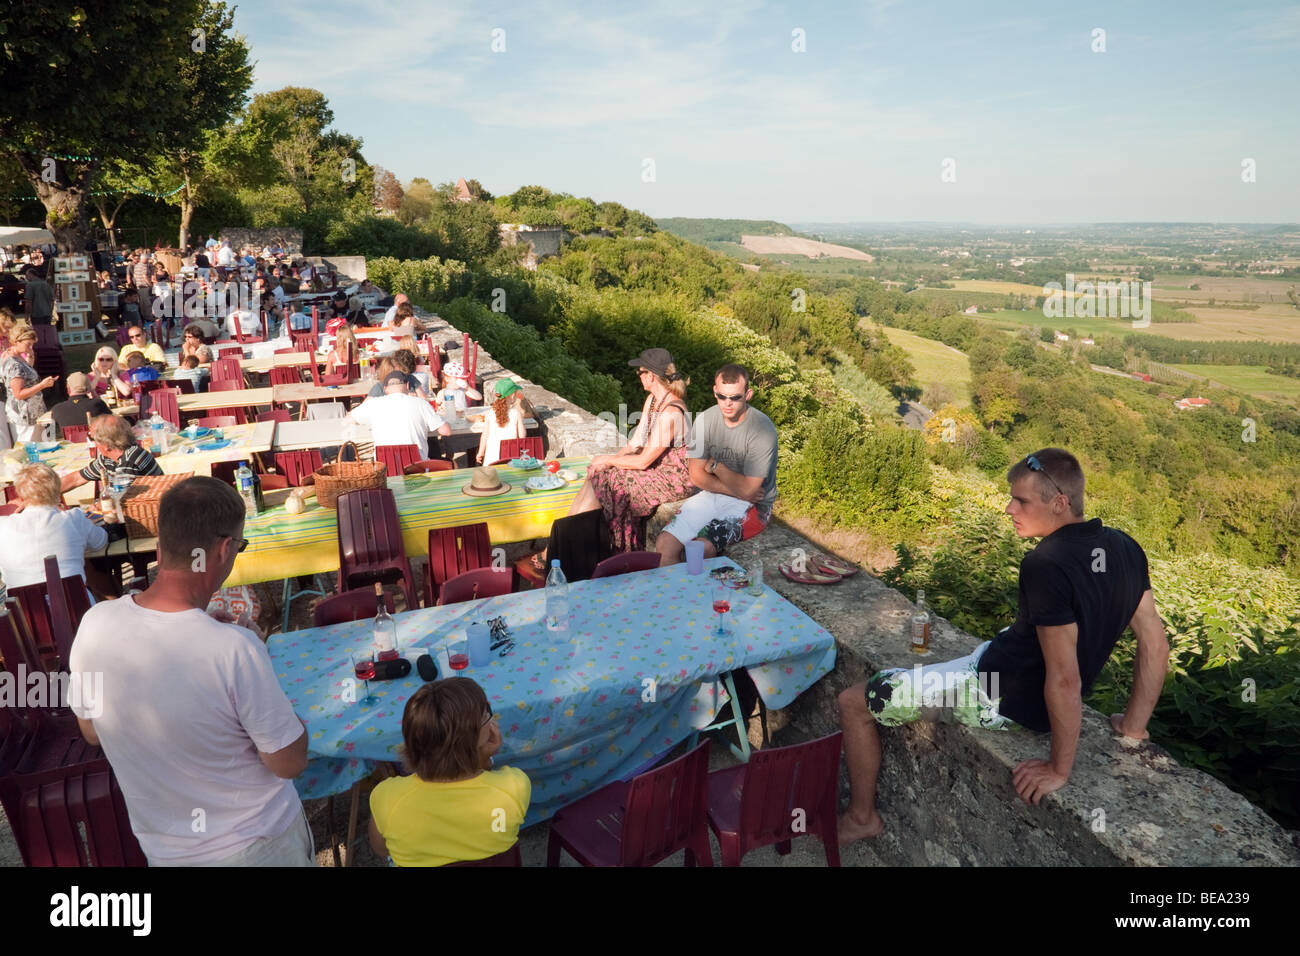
[{"left": 231, "top": 0, "right": 1300, "bottom": 223}]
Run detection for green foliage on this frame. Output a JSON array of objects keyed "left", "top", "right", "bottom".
[
  {"left": 366, "top": 256, "right": 474, "bottom": 305},
  {"left": 655, "top": 218, "right": 796, "bottom": 244}
]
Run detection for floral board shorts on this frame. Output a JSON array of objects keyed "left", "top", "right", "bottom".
[
  {"left": 663, "top": 491, "right": 770, "bottom": 557},
  {"left": 863, "top": 641, "right": 1019, "bottom": 731}
]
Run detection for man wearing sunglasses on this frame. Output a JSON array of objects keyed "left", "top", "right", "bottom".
[
  {"left": 656, "top": 363, "right": 777, "bottom": 565},
  {"left": 70, "top": 477, "right": 312, "bottom": 866},
  {"left": 838, "top": 447, "right": 1169, "bottom": 844},
  {"left": 117, "top": 323, "right": 167, "bottom": 370}
]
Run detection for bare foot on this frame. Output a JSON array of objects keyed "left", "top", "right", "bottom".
[{"left": 837, "top": 810, "right": 884, "bottom": 845}]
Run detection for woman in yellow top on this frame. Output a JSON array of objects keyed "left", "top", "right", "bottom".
[{"left": 368, "top": 677, "right": 531, "bottom": 866}]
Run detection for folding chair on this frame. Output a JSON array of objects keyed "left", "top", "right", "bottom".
[
  {"left": 270, "top": 365, "right": 304, "bottom": 386},
  {"left": 335, "top": 488, "right": 419, "bottom": 609},
  {"left": 547, "top": 741, "right": 712, "bottom": 867},
  {"left": 291, "top": 331, "right": 317, "bottom": 354},
  {"left": 209, "top": 358, "right": 244, "bottom": 386},
  {"left": 705, "top": 731, "right": 842, "bottom": 867},
  {"left": 425, "top": 522, "right": 491, "bottom": 606},
  {"left": 217, "top": 345, "right": 245, "bottom": 359}
]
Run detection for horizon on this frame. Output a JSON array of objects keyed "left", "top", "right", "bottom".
[{"left": 231, "top": 0, "right": 1300, "bottom": 224}]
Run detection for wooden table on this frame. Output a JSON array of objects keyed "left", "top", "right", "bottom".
[
  {"left": 36, "top": 387, "right": 276, "bottom": 426},
  {"left": 272, "top": 381, "right": 371, "bottom": 405}
]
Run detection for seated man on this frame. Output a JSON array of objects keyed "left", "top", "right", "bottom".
[
  {"left": 69, "top": 476, "right": 311, "bottom": 866},
  {"left": 61, "top": 413, "right": 164, "bottom": 494},
  {"left": 837, "top": 449, "right": 1171, "bottom": 843},
  {"left": 655, "top": 363, "right": 777, "bottom": 565},
  {"left": 118, "top": 325, "right": 166, "bottom": 369},
  {"left": 382, "top": 293, "right": 410, "bottom": 327},
  {"left": 50, "top": 372, "right": 110, "bottom": 437},
  {"left": 348, "top": 370, "right": 451, "bottom": 459}
]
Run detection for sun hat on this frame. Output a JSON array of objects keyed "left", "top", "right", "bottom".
[
  {"left": 627, "top": 347, "right": 680, "bottom": 381},
  {"left": 462, "top": 466, "right": 511, "bottom": 497},
  {"left": 443, "top": 360, "right": 465, "bottom": 380},
  {"left": 494, "top": 378, "right": 520, "bottom": 399}
]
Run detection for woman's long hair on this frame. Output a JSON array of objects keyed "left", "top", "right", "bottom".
[{"left": 650, "top": 361, "right": 689, "bottom": 401}]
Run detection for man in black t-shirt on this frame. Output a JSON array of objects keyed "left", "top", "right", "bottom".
[
  {"left": 50, "top": 373, "right": 110, "bottom": 437},
  {"left": 837, "top": 448, "right": 1170, "bottom": 844}
]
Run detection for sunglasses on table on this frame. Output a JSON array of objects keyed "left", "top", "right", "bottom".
[{"left": 1025, "top": 455, "right": 1065, "bottom": 499}]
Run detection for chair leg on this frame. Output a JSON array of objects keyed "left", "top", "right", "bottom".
[
  {"left": 326, "top": 795, "right": 341, "bottom": 868},
  {"left": 775, "top": 839, "right": 792, "bottom": 856},
  {"left": 718, "top": 833, "right": 741, "bottom": 867},
  {"left": 344, "top": 781, "right": 362, "bottom": 867},
  {"left": 546, "top": 831, "right": 563, "bottom": 867},
  {"left": 822, "top": 832, "right": 841, "bottom": 868},
  {"left": 721, "top": 672, "right": 752, "bottom": 762}
]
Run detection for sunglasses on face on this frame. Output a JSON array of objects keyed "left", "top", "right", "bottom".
[
  {"left": 1025, "top": 455, "right": 1065, "bottom": 499},
  {"left": 714, "top": 391, "right": 746, "bottom": 403},
  {"left": 222, "top": 535, "right": 249, "bottom": 553}
]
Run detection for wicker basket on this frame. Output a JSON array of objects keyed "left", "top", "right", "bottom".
[
  {"left": 312, "top": 443, "right": 387, "bottom": 509},
  {"left": 121, "top": 472, "right": 195, "bottom": 539}
]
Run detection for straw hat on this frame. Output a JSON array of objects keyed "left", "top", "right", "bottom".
[{"left": 462, "top": 466, "right": 510, "bottom": 497}]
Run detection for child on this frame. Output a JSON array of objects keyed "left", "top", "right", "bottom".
[
  {"left": 437, "top": 360, "right": 482, "bottom": 415},
  {"left": 123, "top": 350, "right": 159, "bottom": 386},
  {"left": 173, "top": 354, "right": 208, "bottom": 392},
  {"left": 476, "top": 378, "right": 527, "bottom": 465}
]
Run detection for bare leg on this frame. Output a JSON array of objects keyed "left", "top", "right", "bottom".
[
  {"left": 656, "top": 530, "right": 684, "bottom": 565},
  {"left": 698, "top": 538, "right": 717, "bottom": 559},
  {"left": 837, "top": 682, "right": 885, "bottom": 843},
  {"left": 565, "top": 480, "right": 601, "bottom": 518}
]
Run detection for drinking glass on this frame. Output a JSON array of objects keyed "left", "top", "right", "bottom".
[
  {"left": 447, "top": 637, "right": 470, "bottom": 675},
  {"left": 747, "top": 558, "right": 764, "bottom": 597},
  {"left": 352, "top": 649, "right": 377, "bottom": 705},
  {"left": 712, "top": 580, "right": 731, "bottom": 636}
]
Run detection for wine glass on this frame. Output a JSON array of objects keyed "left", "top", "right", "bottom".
[
  {"left": 447, "top": 637, "right": 469, "bottom": 676},
  {"left": 712, "top": 580, "right": 731, "bottom": 637},
  {"left": 352, "top": 649, "right": 377, "bottom": 705}
]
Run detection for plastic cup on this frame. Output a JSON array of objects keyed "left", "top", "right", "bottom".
[
  {"left": 684, "top": 540, "right": 705, "bottom": 575},
  {"left": 468, "top": 620, "right": 491, "bottom": 667}
]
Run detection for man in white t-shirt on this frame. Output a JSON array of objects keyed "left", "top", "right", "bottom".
[
  {"left": 349, "top": 370, "right": 451, "bottom": 458},
  {"left": 69, "top": 477, "right": 312, "bottom": 867},
  {"left": 382, "top": 293, "right": 409, "bottom": 326}
]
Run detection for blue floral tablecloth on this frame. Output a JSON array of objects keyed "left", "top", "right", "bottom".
[{"left": 268, "top": 557, "right": 836, "bottom": 824}]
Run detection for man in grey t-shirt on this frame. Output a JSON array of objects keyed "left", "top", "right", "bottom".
[
  {"left": 656, "top": 364, "right": 778, "bottom": 564},
  {"left": 25, "top": 266, "right": 54, "bottom": 325}
]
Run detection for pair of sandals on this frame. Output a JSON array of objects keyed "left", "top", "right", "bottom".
[{"left": 778, "top": 553, "right": 859, "bottom": 585}]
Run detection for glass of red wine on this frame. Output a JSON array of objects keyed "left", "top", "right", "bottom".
[
  {"left": 353, "top": 649, "right": 377, "bottom": 705},
  {"left": 447, "top": 637, "right": 470, "bottom": 676},
  {"left": 712, "top": 580, "right": 731, "bottom": 636}
]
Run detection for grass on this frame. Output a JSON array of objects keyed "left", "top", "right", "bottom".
[
  {"left": 1171, "top": 364, "right": 1300, "bottom": 405},
  {"left": 980, "top": 308, "right": 1139, "bottom": 340},
  {"left": 881, "top": 326, "right": 972, "bottom": 406}
]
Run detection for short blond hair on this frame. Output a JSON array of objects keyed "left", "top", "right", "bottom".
[{"left": 13, "top": 463, "right": 62, "bottom": 507}]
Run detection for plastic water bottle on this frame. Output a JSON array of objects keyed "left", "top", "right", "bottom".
[
  {"left": 373, "top": 584, "right": 398, "bottom": 660},
  {"left": 149, "top": 412, "right": 167, "bottom": 455},
  {"left": 234, "top": 460, "right": 257, "bottom": 516},
  {"left": 545, "top": 559, "right": 569, "bottom": 637}
]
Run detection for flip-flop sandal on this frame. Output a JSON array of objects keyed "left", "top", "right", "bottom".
[
  {"left": 779, "top": 563, "right": 843, "bottom": 585},
  {"left": 814, "top": 554, "right": 859, "bottom": 577}
]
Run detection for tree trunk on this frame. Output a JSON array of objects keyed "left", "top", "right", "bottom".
[
  {"left": 177, "top": 159, "right": 195, "bottom": 251},
  {"left": 17, "top": 154, "right": 98, "bottom": 253}
]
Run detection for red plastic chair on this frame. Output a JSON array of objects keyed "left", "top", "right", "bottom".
[
  {"left": 132, "top": 378, "right": 165, "bottom": 412},
  {"left": 404, "top": 458, "right": 453, "bottom": 475},
  {"left": 217, "top": 345, "right": 245, "bottom": 359},
  {"left": 198, "top": 415, "right": 238, "bottom": 429},
  {"left": 0, "top": 503, "right": 18, "bottom": 516},
  {"left": 374, "top": 444, "right": 421, "bottom": 477},
  {"left": 312, "top": 587, "right": 397, "bottom": 628},
  {"left": 444, "top": 844, "right": 522, "bottom": 867},
  {"left": 592, "top": 552, "right": 662, "bottom": 579},
  {"left": 335, "top": 488, "right": 419, "bottom": 609},
  {"left": 209, "top": 377, "right": 245, "bottom": 393},
  {"left": 499, "top": 437, "right": 544, "bottom": 460},
  {"left": 424, "top": 338, "right": 442, "bottom": 379},
  {"left": 149, "top": 319, "right": 166, "bottom": 346},
  {"left": 210, "top": 358, "right": 243, "bottom": 385},
  {"left": 150, "top": 388, "right": 182, "bottom": 428},
  {"left": 269, "top": 365, "right": 304, "bottom": 386},
  {"left": 258, "top": 408, "right": 291, "bottom": 424},
  {"left": 291, "top": 331, "right": 317, "bottom": 354},
  {"left": 232, "top": 311, "right": 263, "bottom": 345},
  {"left": 425, "top": 522, "right": 492, "bottom": 606},
  {"left": 706, "top": 731, "right": 843, "bottom": 867},
  {"left": 274, "top": 347, "right": 296, "bottom": 355},
  {"left": 462, "top": 333, "right": 477, "bottom": 383},
  {"left": 273, "top": 449, "right": 323, "bottom": 486},
  {"left": 172, "top": 377, "right": 196, "bottom": 395},
  {"left": 61, "top": 424, "right": 90, "bottom": 444},
  {"left": 7, "top": 557, "right": 94, "bottom": 673},
  {"left": 437, "top": 566, "right": 513, "bottom": 606},
  {"left": 547, "top": 740, "right": 713, "bottom": 867}
]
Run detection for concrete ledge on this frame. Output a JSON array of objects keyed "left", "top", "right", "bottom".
[{"left": 722, "top": 522, "right": 1300, "bottom": 867}]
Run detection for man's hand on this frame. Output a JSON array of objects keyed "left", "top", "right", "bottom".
[
  {"left": 210, "top": 606, "right": 267, "bottom": 642},
  {"left": 1110, "top": 712, "right": 1149, "bottom": 740},
  {"left": 1011, "top": 758, "right": 1069, "bottom": 805}
]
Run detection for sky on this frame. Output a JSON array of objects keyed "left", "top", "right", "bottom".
[{"left": 230, "top": 0, "right": 1300, "bottom": 224}]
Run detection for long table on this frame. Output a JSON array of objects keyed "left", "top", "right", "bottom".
[
  {"left": 36, "top": 386, "right": 276, "bottom": 425},
  {"left": 268, "top": 558, "right": 837, "bottom": 822},
  {"left": 225, "top": 458, "right": 589, "bottom": 586}
]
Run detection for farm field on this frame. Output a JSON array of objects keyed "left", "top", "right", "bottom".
[
  {"left": 980, "top": 308, "right": 1138, "bottom": 339},
  {"left": 1172, "top": 364, "right": 1300, "bottom": 405},
  {"left": 740, "top": 234, "right": 874, "bottom": 261},
  {"left": 945, "top": 279, "right": 1047, "bottom": 296},
  {"left": 1153, "top": 274, "right": 1298, "bottom": 304},
  {"left": 882, "top": 326, "right": 972, "bottom": 405},
  {"left": 981, "top": 307, "right": 1300, "bottom": 343}
]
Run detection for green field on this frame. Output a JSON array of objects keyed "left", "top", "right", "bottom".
[
  {"left": 981, "top": 308, "right": 1147, "bottom": 339},
  {"left": 1172, "top": 364, "right": 1300, "bottom": 405},
  {"left": 882, "top": 326, "right": 972, "bottom": 406}
]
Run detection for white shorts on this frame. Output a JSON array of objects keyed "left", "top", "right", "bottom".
[
  {"left": 662, "top": 491, "right": 753, "bottom": 551},
  {"left": 161, "top": 807, "right": 315, "bottom": 868}
]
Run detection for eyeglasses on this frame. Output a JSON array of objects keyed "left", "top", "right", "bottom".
[
  {"left": 129, "top": 333, "right": 144, "bottom": 340},
  {"left": 222, "top": 535, "right": 249, "bottom": 553},
  {"left": 1025, "top": 455, "right": 1065, "bottom": 499},
  {"left": 481, "top": 705, "right": 497, "bottom": 728},
  {"left": 714, "top": 391, "right": 746, "bottom": 403}
]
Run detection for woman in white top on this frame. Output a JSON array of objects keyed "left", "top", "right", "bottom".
[
  {"left": 0, "top": 463, "right": 108, "bottom": 593},
  {"left": 476, "top": 379, "right": 528, "bottom": 466}
]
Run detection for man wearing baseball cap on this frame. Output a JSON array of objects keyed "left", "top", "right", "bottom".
[
  {"left": 348, "top": 370, "right": 452, "bottom": 459},
  {"left": 49, "top": 372, "right": 111, "bottom": 438}
]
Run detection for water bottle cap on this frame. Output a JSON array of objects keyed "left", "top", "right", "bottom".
[{"left": 551, "top": 559, "right": 560, "bottom": 567}]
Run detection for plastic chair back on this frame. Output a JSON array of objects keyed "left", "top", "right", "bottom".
[
  {"left": 404, "top": 459, "right": 453, "bottom": 475},
  {"left": 444, "top": 843, "right": 522, "bottom": 867},
  {"left": 232, "top": 311, "right": 262, "bottom": 344},
  {"left": 499, "top": 437, "right": 544, "bottom": 461},
  {"left": 150, "top": 388, "right": 182, "bottom": 429},
  {"left": 335, "top": 488, "right": 418, "bottom": 609},
  {"left": 8, "top": 561, "right": 93, "bottom": 673},
  {"left": 218, "top": 345, "right": 245, "bottom": 359},
  {"left": 592, "top": 552, "right": 662, "bottom": 579},
  {"left": 374, "top": 444, "right": 421, "bottom": 477},
  {"left": 269, "top": 365, "right": 303, "bottom": 386},
  {"left": 437, "top": 567, "right": 512, "bottom": 606},
  {"left": 198, "top": 415, "right": 238, "bottom": 429},
  {"left": 61, "top": 424, "right": 90, "bottom": 444},
  {"left": 312, "top": 588, "right": 396, "bottom": 628},
  {"left": 209, "top": 359, "right": 244, "bottom": 386},
  {"left": 258, "top": 408, "right": 292, "bottom": 424},
  {"left": 273, "top": 449, "right": 322, "bottom": 486},
  {"left": 291, "top": 331, "right": 317, "bottom": 354},
  {"left": 425, "top": 523, "right": 491, "bottom": 606},
  {"left": 132, "top": 379, "right": 165, "bottom": 414}
]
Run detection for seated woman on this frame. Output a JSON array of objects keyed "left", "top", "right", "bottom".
[
  {"left": 368, "top": 678, "right": 530, "bottom": 867},
  {"left": 87, "top": 346, "right": 132, "bottom": 403},
  {"left": 0, "top": 462, "right": 110, "bottom": 597},
  {"left": 60, "top": 413, "right": 164, "bottom": 495},
  {"left": 324, "top": 324, "right": 358, "bottom": 376},
  {"left": 179, "top": 324, "right": 208, "bottom": 363},
  {"left": 390, "top": 301, "right": 418, "bottom": 335},
  {"left": 533, "top": 349, "right": 693, "bottom": 567},
  {"left": 476, "top": 379, "right": 527, "bottom": 465},
  {"left": 366, "top": 349, "right": 428, "bottom": 399}
]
